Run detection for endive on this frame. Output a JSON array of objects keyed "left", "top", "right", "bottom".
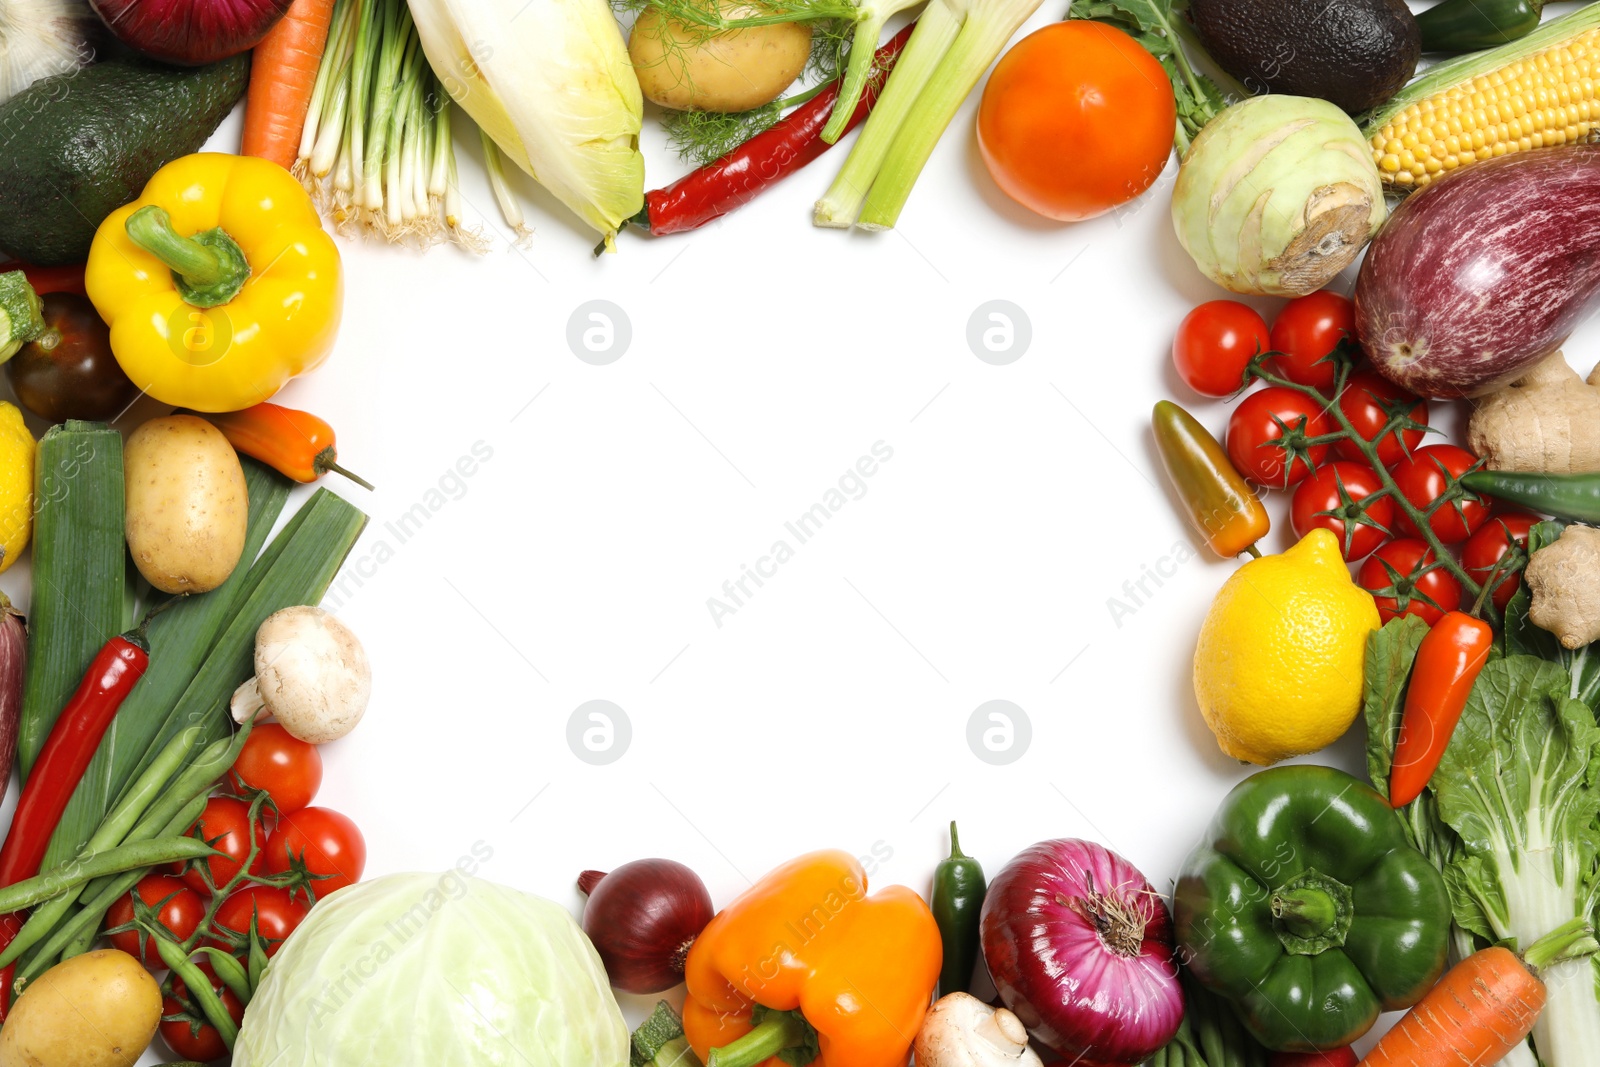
[{"left": 409, "top": 0, "right": 645, "bottom": 247}]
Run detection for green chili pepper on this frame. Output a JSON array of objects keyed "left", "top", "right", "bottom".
[
  {"left": 1462, "top": 469, "right": 1600, "bottom": 524},
  {"left": 1417, "top": 0, "right": 1542, "bottom": 53},
  {"left": 931, "top": 821, "right": 986, "bottom": 998}
]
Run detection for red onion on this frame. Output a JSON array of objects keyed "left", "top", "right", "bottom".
[
  {"left": 980, "top": 839, "right": 1183, "bottom": 1065},
  {"left": 578, "top": 859, "right": 715, "bottom": 994},
  {"left": 90, "top": 0, "right": 293, "bottom": 66}
]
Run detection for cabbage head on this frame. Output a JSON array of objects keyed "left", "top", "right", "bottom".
[{"left": 234, "top": 872, "right": 629, "bottom": 1067}]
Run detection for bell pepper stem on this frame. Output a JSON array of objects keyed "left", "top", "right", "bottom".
[
  {"left": 1271, "top": 888, "right": 1339, "bottom": 940},
  {"left": 707, "top": 1010, "right": 812, "bottom": 1067},
  {"left": 125, "top": 206, "right": 251, "bottom": 309}
]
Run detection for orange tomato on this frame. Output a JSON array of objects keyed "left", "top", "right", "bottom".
[{"left": 976, "top": 21, "right": 1176, "bottom": 221}]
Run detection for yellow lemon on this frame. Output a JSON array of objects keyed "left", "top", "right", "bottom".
[
  {"left": 0, "top": 404, "right": 34, "bottom": 574},
  {"left": 1194, "top": 528, "right": 1380, "bottom": 765}
]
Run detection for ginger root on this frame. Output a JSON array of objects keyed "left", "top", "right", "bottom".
[
  {"left": 1527, "top": 525, "right": 1600, "bottom": 650},
  {"left": 1468, "top": 354, "right": 1600, "bottom": 473}
]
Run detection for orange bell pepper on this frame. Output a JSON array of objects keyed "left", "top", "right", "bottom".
[{"left": 682, "top": 850, "right": 941, "bottom": 1067}]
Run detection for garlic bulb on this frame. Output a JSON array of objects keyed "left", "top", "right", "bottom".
[{"left": 0, "top": 0, "right": 98, "bottom": 107}]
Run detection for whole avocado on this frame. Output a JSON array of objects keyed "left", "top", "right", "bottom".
[
  {"left": 0, "top": 56, "right": 249, "bottom": 266},
  {"left": 1189, "top": 0, "right": 1420, "bottom": 114}
]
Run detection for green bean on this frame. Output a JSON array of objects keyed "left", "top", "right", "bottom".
[
  {"left": 0, "top": 838, "right": 213, "bottom": 914},
  {"left": 198, "top": 946, "right": 251, "bottom": 1003},
  {"left": 154, "top": 933, "right": 238, "bottom": 1049},
  {"left": 85, "top": 727, "right": 202, "bottom": 855},
  {"left": 248, "top": 929, "right": 270, "bottom": 993}
]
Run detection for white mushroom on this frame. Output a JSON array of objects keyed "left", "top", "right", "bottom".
[
  {"left": 913, "top": 993, "right": 1043, "bottom": 1067},
  {"left": 230, "top": 606, "right": 371, "bottom": 744}
]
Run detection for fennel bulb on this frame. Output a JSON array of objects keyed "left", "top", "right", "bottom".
[{"left": 409, "top": 0, "right": 645, "bottom": 246}]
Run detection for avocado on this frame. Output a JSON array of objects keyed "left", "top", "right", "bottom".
[
  {"left": 1189, "top": 0, "right": 1420, "bottom": 114},
  {"left": 0, "top": 56, "right": 249, "bottom": 266}
]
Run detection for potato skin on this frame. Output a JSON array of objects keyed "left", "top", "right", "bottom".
[
  {"left": 629, "top": 5, "right": 811, "bottom": 113},
  {"left": 125, "top": 415, "right": 248, "bottom": 595},
  {"left": 0, "top": 950, "right": 161, "bottom": 1067}
]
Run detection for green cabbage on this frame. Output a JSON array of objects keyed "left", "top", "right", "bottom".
[{"left": 234, "top": 872, "right": 629, "bottom": 1067}]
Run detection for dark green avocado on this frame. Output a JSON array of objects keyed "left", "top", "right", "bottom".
[
  {"left": 0, "top": 56, "right": 249, "bottom": 266},
  {"left": 1189, "top": 0, "right": 1421, "bottom": 114}
]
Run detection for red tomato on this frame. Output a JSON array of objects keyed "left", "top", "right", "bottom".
[
  {"left": 160, "top": 965, "right": 244, "bottom": 1063},
  {"left": 1172, "top": 301, "right": 1272, "bottom": 397},
  {"left": 1225, "top": 387, "right": 1333, "bottom": 489},
  {"left": 1289, "top": 461, "right": 1395, "bottom": 561},
  {"left": 231, "top": 723, "right": 323, "bottom": 814},
  {"left": 264, "top": 807, "right": 367, "bottom": 900},
  {"left": 1390, "top": 444, "right": 1490, "bottom": 542},
  {"left": 1269, "top": 1050, "right": 1358, "bottom": 1067},
  {"left": 103, "top": 874, "right": 204, "bottom": 970},
  {"left": 1463, "top": 511, "right": 1541, "bottom": 610},
  {"left": 1359, "top": 539, "right": 1463, "bottom": 625},
  {"left": 212, "top": 885, "right": 310, "bottom": 956},
  {"left": 1334, "top": 370, "right": 1429, "bottom": 467},
  {"left": 976, "top": 22, "right": 1176, "bottom": 221},
  {"left": 1267, "top": 291, "right": 1357, "bottom": 392},
  {"left": 178, "top": 797, "right": 266, "bottom": 895}
]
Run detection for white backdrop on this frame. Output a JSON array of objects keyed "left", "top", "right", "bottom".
[{"left": 4, "top": 6, "right": 1593, "bottom": 1057}]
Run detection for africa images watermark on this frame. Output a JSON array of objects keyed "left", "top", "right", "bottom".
[
  {"left": 1105, "top": 540, "right": 1198, "bottom": 629},
  {"left": 706, "top": 441, "right": 895, "bottom": 629}
]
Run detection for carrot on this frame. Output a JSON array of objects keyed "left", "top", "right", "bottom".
[
  {"left": 1359, "top": 947, "right": 1545, "bottom": 1067},
  {"left": 242, "top": 0, "right": 338, "bottom": 170}
]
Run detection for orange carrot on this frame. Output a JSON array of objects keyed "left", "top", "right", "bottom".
[
  {"left": 242, "top": 0, "right": 338, "bottom": 170},
  {"left": 1359, "top": 947, "right": 1545, "bottom": 1067}
]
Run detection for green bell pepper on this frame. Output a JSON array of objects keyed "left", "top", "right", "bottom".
[{"left": 1173, "top": 765, "right": 1451, "bottom": 1053}]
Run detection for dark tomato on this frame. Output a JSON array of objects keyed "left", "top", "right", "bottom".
[
  {"left": 231, "top": 723, "right": 323, "bottom": 815},
  {"left": 212, "top": 885, "right": 310, "bottom": 956},
  {"left": 1334, "top": 370, "right": 1429, "bottom": 467},
  {"left": 160, "top": 964, "right": 244, "bottom": 1063},
  {"left": 178, "top": 797, "right": 266, "bottom": 896},
  {"left": 1172, "top": 300, "right": 1271, "bottom": 397},
  {"left": 1359, "top": 539, "right": 1463, "bottom": 625},
  {"left": 1391, "top": 444, "right": 1489, "bottom": 543},
  {"left": 264, "top": 807, "right": 367, "bottom": 900},
  {"left": 1269, "top": 1050, "right": 1358, "bottom": 1067},
  {"left": 1225, "top": 387, "right": 1332, "bottom": 489},
  {"left": 1267, "top": 290, "right": 1357, "bottom": 392},
  {"left": 6, "top": 293, "right": 138, "bottom": 422},
  {"left": 1289, "top": 461, "right": 1395, "bottom": 561},
  {"left": 1462, "top": 511, "right": 1541, "bottom": 610},
  {"left": 103, "top": 874, "right": 204, "bottom": 970}
]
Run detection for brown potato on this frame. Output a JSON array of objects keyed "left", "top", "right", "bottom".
[
  {"left": 0, "top": 950, "right": 161, "bottom": 1067},
  {"left": 124, "top": 415, "right": 248, "bottom": 594},
  {"left": 629, "top": 4, "right": 812, "bottom": 113}
]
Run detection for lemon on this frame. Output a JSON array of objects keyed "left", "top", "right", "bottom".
[
  {"left": 0, "top": 404, "right": 35, "bottom": 574},
  {"left": 1194, "top": 528, "right": 1380, "bottom": 765}
]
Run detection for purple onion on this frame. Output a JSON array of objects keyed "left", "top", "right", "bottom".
[{"left": 980, "top": 839, "right": 1183, "bottom": 1065}]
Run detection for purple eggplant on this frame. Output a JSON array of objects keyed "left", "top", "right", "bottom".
[
  {"left": 1354, "top": 146, "right": 1600, "bottom": 398},
  {"left": 0, "top": 595, "right": 22, "bottom": 798}
]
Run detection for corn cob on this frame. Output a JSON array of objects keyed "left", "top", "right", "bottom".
[{"left": 1362, "top": 3, "right": 1600, "bottom": 190}]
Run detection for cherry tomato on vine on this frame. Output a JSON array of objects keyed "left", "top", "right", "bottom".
[
  {"left": 1289, "top": 461, "right": 1395, "bottom": 561},
  {"left": 103, "top": 874, "right": 204, "bottom": 970},
  {"left": 1463, "top": 511, "right": 1541, "bottom": 610},
  {"left": 177, "top": 797, "right": 266, "bottom": 896},
  {"left": 1390, "top": 444, "right": 1490, "bottom": 543},
  {"left": 231, "top": 723, "right": 322, "bottom": 815},
  {"left": 160, "top": 964, "right": 244, "bottom": 1062},
  {"left": 1267, "top": 291, "right": 1357, "bottom": 392},
  {"left": 1171, "top": 301, "right": 1271, "bottom": 397},
  {"left": 1334, "top": 370, "right": 1428, "bottom": 467},
  {"left": 264, "top": 807, "right": 367, "bottom": 900},
  {"left": 1225, "top": 387, "right": 1332, "bottom": 489},
  {"left": 1359, "top": 539, "right": 1463, "bottom": 625},
  {"left": 211, "top": 885, "right": 310, "bottom": 956},
  {"left": 1268, "top": 1049, "right": 1358, "bottom": 1067}
]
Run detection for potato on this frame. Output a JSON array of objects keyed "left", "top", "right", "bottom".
[
  {"left": 0, "top": 950, "right": 161, "bottom": 1067},
  {"left": 124, "top": 415, "right": 248, "bottom": 594},
  {"left": 629, "top": 4, "right": 812, "bottom": 113}
]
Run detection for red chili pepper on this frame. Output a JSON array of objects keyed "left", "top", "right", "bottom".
[
  {"left": 633, "top": 24, "right": 914, "bottom": 237},
  {"left": 0, "top": 262, "right": 87, "bottom": 297},
  {"left": 0, "top": 630, "right": 150, "bottom": 1015},
  {"left": 202, "top": 402, "right": 373, "bottom": 490},
  {"left": 1389, "top": 610, "right": 1494, "bottom": 808}
]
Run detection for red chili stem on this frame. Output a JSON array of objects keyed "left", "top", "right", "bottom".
[
  {"left": 0, "top": 263, "right": 86, "bottom": 297},
  {"left": 1389, "top": 611, "right": 1494, "bottom": 808}
]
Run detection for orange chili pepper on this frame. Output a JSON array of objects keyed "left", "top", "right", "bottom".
[
  {"left": 202, "top": 402, "right": 373, "bottom": 490},
  {"left": 1152, "top": 400, "right": 1270, "bottom": 559},
  {"left": 683, "top": 850, "right": 940, "bottom": 1067}
]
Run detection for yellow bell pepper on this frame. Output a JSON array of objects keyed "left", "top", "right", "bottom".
[{"left": 85, "top": 153, "right": 342, "bottom": 413}]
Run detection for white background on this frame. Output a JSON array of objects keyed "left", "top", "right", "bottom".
[{"left": 6, "top": 3, "right": 1595, "bottom": 1058}]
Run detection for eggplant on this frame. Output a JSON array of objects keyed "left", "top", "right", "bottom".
[
  {"left": 1354, "top": 145, "right": 1600, "bottom": 398},
  {"left": 0, "top": 595, "right": 23, "bottom": 798}
]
